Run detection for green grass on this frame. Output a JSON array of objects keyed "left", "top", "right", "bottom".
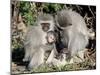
[{"left": 31, "top": 60, "right": 96, "bottom": 73}]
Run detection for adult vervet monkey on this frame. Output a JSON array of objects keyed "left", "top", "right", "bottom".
[
  {"left": 23, "top": 13, "right": 57, "bottom": 69},
  {"left": 55, "top": 10, "right": 89, "bottom": 63}
]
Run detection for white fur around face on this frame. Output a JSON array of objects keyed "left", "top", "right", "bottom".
[
  {"left": 41, "top": 31, "right": 47, "bottom": 45},
  {"left": 38, "top": 20, "right": 55, "bottom": 32}
]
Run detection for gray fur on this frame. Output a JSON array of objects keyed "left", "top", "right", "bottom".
[
  {"left": 23, "top": 14, "right": 56, "bottom": 69},
  {"left": 56, "top": 10, "right": 89, "bottom": 63}
]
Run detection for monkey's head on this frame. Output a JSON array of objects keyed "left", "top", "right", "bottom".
[
  {"left": 55, "top": 10, "right": 72, "bottom": 29},
  {"left": 56, "top": 48, "right": 71, "bottom": 61},
  {"left": 46, "top": 31, "right": 56, "bottom": 44},
  {"left": 37, "top": 14, "right": 55, "bottom": 32}
]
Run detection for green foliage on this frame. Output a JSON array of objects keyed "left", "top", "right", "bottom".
[
  {"left": 43, "top": 3, "right": 64, "bottom": 13},
  {"left": 31, "top": 61, "right": 95, "bottom": 73},
  {"left": 12, "top": 2, "right": 70, "bottom": 50},
  {"left": 18, "top": 2, "right": 67, "bottom": 26},
  {"left": 19, "top": 1, "right": 36, "bottom": 26}
]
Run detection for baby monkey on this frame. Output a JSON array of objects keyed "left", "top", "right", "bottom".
[
  {"left": 44, "top": 31, "right": 57, "bottom": 63},
  {"left": 46, "top": 31, "right": 56, "bottom": 44},
  {"left": 42, "top": 31, "right": 56, "bottom": 52},
  {"left": 46, "top": 31, "right": 71, "bottom": 64},
  {"left": 56, "top": 48, "right": 71, "bottom": 61},
  {"left": 45, "top": 31, "right": 73, "bottom": 66}
]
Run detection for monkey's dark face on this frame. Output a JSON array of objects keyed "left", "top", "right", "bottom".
[{"left": 41, "top": 23, "right": 50, "bottom": 32}]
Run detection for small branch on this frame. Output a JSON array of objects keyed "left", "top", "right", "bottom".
[{"left": 88, "top": 6, "right": 95, "bottom": 18}]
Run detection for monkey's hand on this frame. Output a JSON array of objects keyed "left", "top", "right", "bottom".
[{"left": 46, "top": 49, "right": 55, "bottom": 64}]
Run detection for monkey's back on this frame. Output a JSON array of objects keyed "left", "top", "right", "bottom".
[
  {"left": 57, "top": 10, "right": 89, "bottom": 55},
  {"left": 57, "top": 10, "right": 88, "bottom": 35}
]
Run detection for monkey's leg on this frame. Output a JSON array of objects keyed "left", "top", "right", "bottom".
[
  {"left": 23, "top": 46, "right": 31, "bottom": 62},
  {"left": 69, "top": 50, "right": 85, "bottom": 64},
  {"left": 28, "top": 48, "right": 45, "bottom": 69},
  {"left": 23, "top": 53, "right": 29, "bottom": 62},
  {"left": 68, "top": 49, "right": 78, "bottom": 64},
  {"left": 75, "top": 50, "right": 86, "bottom": 63}
]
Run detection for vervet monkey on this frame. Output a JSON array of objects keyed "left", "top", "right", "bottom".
[
  {"left": 55, "top": 10, "right": 89, "bottom": 63},
  {"left": 23, "top": 14, "right": 57, "bottom": 69}
]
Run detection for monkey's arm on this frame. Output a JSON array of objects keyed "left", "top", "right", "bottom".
[
  {"left": 46, "top": 45, "right": 57, "bottom": 63},
  {"left": 28, "top": 48, "right": 45, "bottom": 69},
  {"left": 46, "top": 49, "right": 55, "bottom": 63}
]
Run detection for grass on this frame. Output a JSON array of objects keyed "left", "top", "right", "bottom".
[
  {"left": 12, "top": 56, "right": 96, "bottom": 75},
  {"left": 31, "top": 60, "right": 96, "bottom": 73}
]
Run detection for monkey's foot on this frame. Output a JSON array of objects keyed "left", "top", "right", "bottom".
[{"left": 69, "top": 56, "right": 84, "bottom": 64}]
